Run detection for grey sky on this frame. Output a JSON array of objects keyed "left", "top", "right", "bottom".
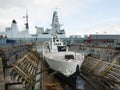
[{"left": 0, "top": 0, "right": 120, "bottom": 36}]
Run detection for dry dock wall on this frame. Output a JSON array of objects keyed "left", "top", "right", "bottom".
[{"left": 0, "top": 58, "right": 5, "bottom": 90}]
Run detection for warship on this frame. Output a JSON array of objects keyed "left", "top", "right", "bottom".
[{"left": 0, "top": 11, "right": 66, "bottom": 41}]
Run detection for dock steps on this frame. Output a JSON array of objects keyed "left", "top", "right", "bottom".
[
  {"left": 81, "top": 56, "right": 120, "bottom": 90},
  {"left": 10, "top": 49, "right": 40, "bottom": 88}
]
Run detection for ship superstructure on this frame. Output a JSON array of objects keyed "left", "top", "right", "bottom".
[
  {"left": 0, "top": 11, "right": 66, "bottom": 41},
  {"left": 36, "top": 10, "right": 66, "bottom": 38},
  {"left": 51, "top": 11, "right": 65, "bottom": 34}
]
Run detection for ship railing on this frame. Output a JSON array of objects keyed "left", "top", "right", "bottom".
[{"left": 42, "top": 41, "right": 49, "bottom": 59}]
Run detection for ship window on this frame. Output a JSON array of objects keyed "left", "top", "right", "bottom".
[
  {"left": 65, "top": 55, "right": 74, "bottom": 59},
  {"left": 57, "top": 46, "right": 66, "bottom": 52}
]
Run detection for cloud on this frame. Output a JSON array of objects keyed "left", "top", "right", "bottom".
[
  {"left": 67, "top": 21, "right": 120, "bottom": 37},
  {"left": 0, "top": 0, "right": 88, "bottom": 31},
  {"left": 0, "top": 0, "right": 120, "bottom": 37},
  {"left": 0, "top": 0, "right": 34, "bottom": 9}
]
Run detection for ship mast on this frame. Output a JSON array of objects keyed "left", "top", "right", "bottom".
[
  {"left": 51, "top": 10, "right": 61, "bottom": 34},
  {"left": 23, "top": 9, "right": 29, "bottom": 34}
]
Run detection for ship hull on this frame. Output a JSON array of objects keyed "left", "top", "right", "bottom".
[
  {"left": 55, "top": 71, "right": 80, "bottom": 89},
  {"left": 43, "top": 56, "right": 81, "bottom": 89},
  {"left": 43, "top": 52, "right": 84, "bottom": 76}
]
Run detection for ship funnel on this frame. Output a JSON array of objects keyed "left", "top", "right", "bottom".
[{"left": 12, "top": 19, "right": 17, "bottom": 23}]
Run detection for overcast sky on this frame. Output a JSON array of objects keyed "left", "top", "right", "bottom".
[{"left": 0, "top": 0, "right": 120, "bottom": 37}]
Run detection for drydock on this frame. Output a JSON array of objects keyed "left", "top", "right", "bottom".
[{"left": 0, "top": 43, "right": 119, "bottom": 90}]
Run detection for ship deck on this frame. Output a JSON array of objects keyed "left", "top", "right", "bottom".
[{"left": 44, "top": 52, "right": 83, "bottom": 61}]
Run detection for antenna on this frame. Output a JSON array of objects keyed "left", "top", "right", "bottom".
[
  {"left": 55, "top": 7, "right": 60, "bottom": 11},
  {"left": 23, "top": 9, "right": 29, "bottom": 32},
  {"left": 51, "top": 7, "right": 60, "bottom": 12}
]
